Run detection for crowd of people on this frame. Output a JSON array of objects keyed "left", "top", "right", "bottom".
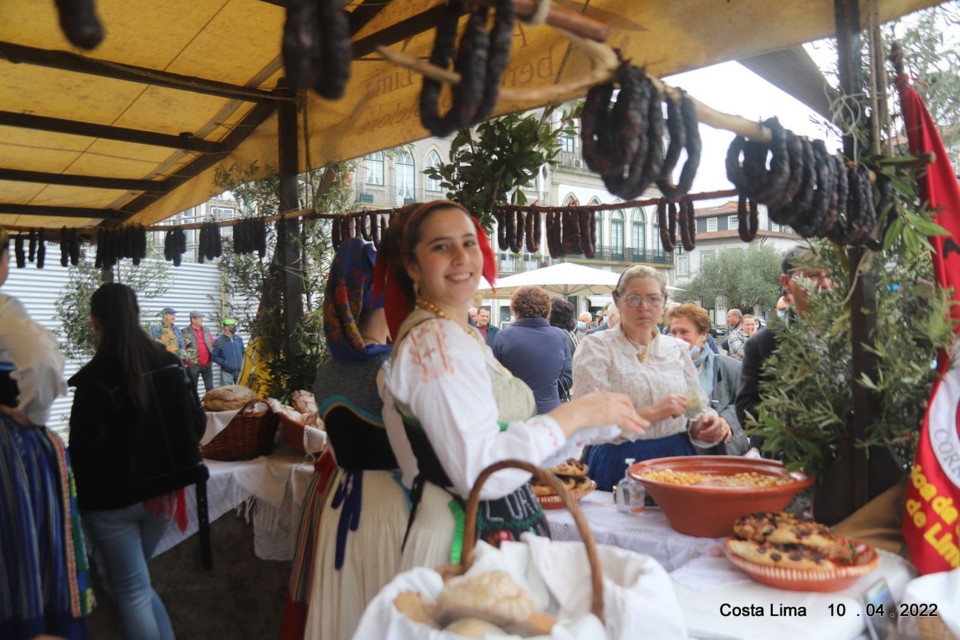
[
  {"left": 1, "top": 202, "right": 824, "bottom": 639},
  {"left": 147, "top": 309, "right": 245, "bottom": 391}
]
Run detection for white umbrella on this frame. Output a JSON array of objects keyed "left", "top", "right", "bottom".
[{"left": 476, "top": 262, "right": 621, "bottom": 298}]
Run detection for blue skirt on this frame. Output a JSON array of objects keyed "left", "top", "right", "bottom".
[{"left": 586, "top": 432, "right": 697, "bottom": 491}]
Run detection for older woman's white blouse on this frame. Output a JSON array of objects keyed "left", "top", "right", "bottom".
[{"left": 572, "top": 324, "right": 712, "bottom": 441}]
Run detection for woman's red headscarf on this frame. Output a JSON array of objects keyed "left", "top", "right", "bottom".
[{"left": 372, "top": 200, "right": 497, "bottom": 339}]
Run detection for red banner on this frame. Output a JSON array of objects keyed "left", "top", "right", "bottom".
[{"left": 896, "top": 74, "right": 960, "bottom": 574}]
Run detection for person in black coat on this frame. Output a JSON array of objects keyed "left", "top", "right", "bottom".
[{"left": 68, "top": 283, "right": 207, "bottom": 640}]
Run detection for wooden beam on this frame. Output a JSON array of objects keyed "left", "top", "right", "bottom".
[
  {"left": 0, "top": 41, "right": 273, "bottom": 103},
  {"left": 0, "top": 110, "right": 226, "bottom": 153},
  {"left": 0, "top": 203, "right": 126, "bottom": 220},
  {"left": 117, "top": 99, "right": 278, "bottom": 217},
  {"left": 0, "top": 167, "right": 165, "bottom": 192},
  {"left": 353, "top": 5, "right": 447, "bottom": 58}
]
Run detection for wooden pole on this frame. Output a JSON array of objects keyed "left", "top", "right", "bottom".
[{"left": 277, "top": 81, "right": 303, "bottom": 361}]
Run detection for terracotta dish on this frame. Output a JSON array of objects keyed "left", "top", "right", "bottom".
[
  {"left": 723, "top": 534, "right": 880, "bottom": 592},
  {"left": 628, "top": 456, "right": 813, "bottom": 537}
]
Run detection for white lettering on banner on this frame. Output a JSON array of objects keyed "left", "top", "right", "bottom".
[{"left": 928, "top": 360, "right": 960, "bottom": 487}]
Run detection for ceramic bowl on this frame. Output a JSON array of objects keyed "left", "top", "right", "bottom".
[{"left": 628, "top": 456, "right": 813, "bottom": 537}]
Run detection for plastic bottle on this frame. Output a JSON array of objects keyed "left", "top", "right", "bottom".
[{"left": 614, "top": 458, "right": 645, "bottom": 514}]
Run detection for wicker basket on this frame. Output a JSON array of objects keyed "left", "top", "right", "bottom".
[
  {"left": 201, "top": 399, "right": 279, "bottom": 461},
  {"left": 435, "top": 459, "right": 605, "bottom": 625},
  {"left": 277, "top": 411, "right": 307, "bottom": 455}
]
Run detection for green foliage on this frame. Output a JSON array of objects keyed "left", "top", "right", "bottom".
[
  {"left": 677, "top": 243, "right": 784, "bottom": 312},
  {"left": 423, "top": 105, "right": 581, "bottom": 230},
  {"left": 55, "top": 250, "right": 171, "bottom": 359},
  {"left": 213, "top": 161, "right": 351, "bottom": 401},
  {"left": 749, "top": 169, "right": 956, "bottom": 479}
]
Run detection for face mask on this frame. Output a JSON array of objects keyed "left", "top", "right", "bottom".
[
  {"left": 577, "top": 321, "right": 587, "bottom": 330},
  {"left": 689, "top": 345, "right": 701, "bottom": 360},
  {"left": 776, "top": 310, "right": 787, "bottom": 319}
]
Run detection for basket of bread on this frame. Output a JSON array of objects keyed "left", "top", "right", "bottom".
[
  {"left": 270, "top": 390, "right": 323, "bottom": 455},
  {"left": 200, "top": 387, "right": 279, "bottom": 461},
  {"left": 723, "top": 511, "right": 879, "bottom": 592},
  {"left": 530, "top": 459, "right": 595, "bottom": 510},
  {"left": 354, "top": 459, "right": 688, "bottom": 639}
]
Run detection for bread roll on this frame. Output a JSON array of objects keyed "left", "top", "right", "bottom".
[
  {"left": 443, "top": 617, "right": 508, "bottom": 637},
  {"left": 435, "top": 571, "right": 533, "bottom": 628}
]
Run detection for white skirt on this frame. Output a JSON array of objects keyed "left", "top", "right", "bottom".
[
  {"left": 303, "top": 469, "right": 410, "bottom": 640},
  {"left": 397, "top": 481, "right": 458, "bottom": 573}
]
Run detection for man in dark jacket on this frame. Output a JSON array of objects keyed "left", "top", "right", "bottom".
[
  {"left": 475, "top": 306, "right": 498, "bottom": 348},
  {"left": 211, "top": 318, "right": 245, "bottom": 386}
]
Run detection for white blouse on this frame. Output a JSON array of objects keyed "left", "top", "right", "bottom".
[
  {"left": 0, "top": 294, "right": 67, "bottom": 426},
  {"left": 572, "top": 325, "right": 713, "bottom": 442},
  {"left": 382, "top": 317, "right": 614, "bottom": 501}
]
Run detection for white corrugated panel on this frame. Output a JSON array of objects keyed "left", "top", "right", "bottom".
[{"left": 4, "top": 250, "right": 232, "bottom": 436}]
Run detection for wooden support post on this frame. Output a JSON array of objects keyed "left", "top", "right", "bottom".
[{"left": 277, "top": 81, "right": 303, "bottom": 361}]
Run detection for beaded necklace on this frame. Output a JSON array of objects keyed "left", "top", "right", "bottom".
[{"left": 415, "top": 298, "right": 485, "bottom": 344}]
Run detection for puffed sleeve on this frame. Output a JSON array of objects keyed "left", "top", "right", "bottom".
[
  {"left": 0, "top": 296, "right": 66, "bottom": 426},
  {"left": 571, "top": 334, "right": 613, "bottom": 399},
  {"left": 388, "top": 319, "right": 566, "bottom": 501}
]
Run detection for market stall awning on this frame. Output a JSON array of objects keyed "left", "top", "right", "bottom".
[{"left": 0, "top": 0, "right": 942, "bottom": 230}]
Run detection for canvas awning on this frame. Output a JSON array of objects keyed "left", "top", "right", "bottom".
[{"left": 0, "top": 0, "right": 942, "bottom": 230}]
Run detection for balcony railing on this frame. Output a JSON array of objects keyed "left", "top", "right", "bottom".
[{"left": 566, "top": 245, "right": 674, "bottom": 265}]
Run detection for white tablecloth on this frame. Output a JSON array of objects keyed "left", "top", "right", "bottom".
[
  {"left": 544, "top": 490, "right": 715, "bottom": 572},
  {"left": 154, "top": 453, "right": 315, "bottom": 561},
  {"left": 544, "top": 490, "right": 922, "bottom": 640}
]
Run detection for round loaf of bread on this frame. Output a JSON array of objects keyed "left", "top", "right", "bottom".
[
  {"left": 434, "top": 571, "right": 533, "bottom": 628},
  {"left": 443, "top": 617, "right": 508, "bottom": 637},
  {"left": 202, "top": 385, "right": 257, "bottom": 411}
]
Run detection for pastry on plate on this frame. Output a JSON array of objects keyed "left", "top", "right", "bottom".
[
  {"left": 734, "top": 512, "right": 834, "bottom": 550},
  {"left": 726, "top": 539, "right": 833, "bottom": 571}
]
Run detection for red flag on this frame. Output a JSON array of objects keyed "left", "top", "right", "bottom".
[{"left": 896, "top": 74, "right": 960, "bottom": 574}]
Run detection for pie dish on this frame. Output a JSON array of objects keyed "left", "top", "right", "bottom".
[
  {"left": 535, "top": 480, "right": 596, "bottom": 510},
  {"left": 723, "top": 534, "right": 879, "bottom": 592}
]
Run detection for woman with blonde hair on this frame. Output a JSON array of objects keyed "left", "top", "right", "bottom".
[
  {"left": 574, "top": 265, "right": 728, "bottom": 490},
  {"left": 374, "top": 200, "right": 647, "bottom": 570}
]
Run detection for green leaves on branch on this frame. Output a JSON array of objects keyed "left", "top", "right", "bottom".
[{"left": 422, "top": 105, "right": 581, "bottom": 231}]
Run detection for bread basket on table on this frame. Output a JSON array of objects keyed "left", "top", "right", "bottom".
[
  {"left": 201, "top": 399, "right": 278, "bottom": 461},
  {"left": 353, "top": 459, "right": 688, "bottom": 639}
]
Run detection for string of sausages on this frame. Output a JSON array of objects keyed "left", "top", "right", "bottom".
[
  {"left": 282, "top": 0, "right": 351, "bottom": 99},
  {"left": 726, "top": 118, "right": 894, "bottom": 247},
  {"left": 330, "top": 210, "right": 395, "bottom": 252},
  {"left": 232, "top": 218, "right": 268, "bottom": 259},
  {"left": 419, "top": 0, "right": 515, "bottom": 137},
  {"left": 53, "top": 0, "right": 104, "bottom": 50},
  {"left": 197, "top": 221, "right": 224, "bottom": 263},
  {"left": 580, "top": 63, "right": 702, "bottom": 209},
  {"left": 96, "top": 226, "right": 148, "bottom": 268}
]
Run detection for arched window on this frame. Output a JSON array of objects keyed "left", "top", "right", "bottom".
[
  {"left": 365, "top": 152, "right": 384, "bottom": 185},
  {"left": 633, "top": 208, "right": 646, "bottom": 257},
  {"left": 563, "top": 194, "right": 579, "bottom": 206},
  {"left": 425, "top": 150, "right": 442, "bottom": 192},
  {"left": 591, "top": 198, "right": 603, "bottom": 250},
  {"left": 611, "top": 210, "right": 624, "bottom": 256},
  {"left": 396, "top": 151, "right": 415, "bottom": 202}
]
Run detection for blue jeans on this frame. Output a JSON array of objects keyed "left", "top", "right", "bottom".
[
  {"left": 220, "top": 369, "right": 237, "bottom": 386},
  {"left": 83, "top": 504, "right": 175, "bottom": 640}
]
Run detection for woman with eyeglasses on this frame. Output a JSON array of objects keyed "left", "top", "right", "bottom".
[{"left": 573, "top": 265, "right": 728, "bottom": 491}]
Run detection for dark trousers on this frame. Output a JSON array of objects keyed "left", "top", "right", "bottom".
[{"left": 188, "top": 364, "right": 214, "bottom": 393}]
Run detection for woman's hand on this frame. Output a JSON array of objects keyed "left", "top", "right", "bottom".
[
  {"left": 549, "top": 390, "right": 648, "bottom": 439},
  {"left": 689, "top": 413, "right": 727, "bottom": 445},
  {"left": 638, "top": 393, "right": 687, "bottom": 423}
]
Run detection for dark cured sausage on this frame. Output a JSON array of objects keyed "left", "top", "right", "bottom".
[
  {"left": 282, "top": 0, "right": 319, "bottom": 91},
  {"left": 496, "top": 210, "right": 509, "bottom": 251},
  {"left": 472, "top": 0, "right": 514, "bottom": 124},
  {"left": 315, "top": 0, "right": 352, "bottom": 101},
  {"left": 370, "top": 212, "right": 381, "bottom": 246},
  {"left": 504, "top": 208, "right": 516, "bottom": 253},
  {"left": 562, "top": 209, "right": 581, "bottom": 255},
  {"left": 657, "top": 198, "right": 675, "bottom": 252},
  {"left": 510, "top": 210, "right": 525, "bottom": 254},
  {"left": 578, "top": 208, "right": 595, "bottom": 258},
  {"left": 737, "top": 195, "right": 759, "bottom": 242},
  {"left": 546, "top": 211, "right": 562, "bottom": 259},
  {"left": 55, "top": 0, "right": 104, "bottom": 50},
  {"left": 60, "top": 227, "right": 69, "bottom": 267},
  {"left": 679, "top": 199, "right": 696, "bottom": 252}
]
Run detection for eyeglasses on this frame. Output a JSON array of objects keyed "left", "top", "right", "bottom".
[{"left": 622, "top": 294, "right": 664, "bottom": 308}]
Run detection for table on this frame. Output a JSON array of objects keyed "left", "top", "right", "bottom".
[
  {"left": 154, "top": 453, "right": 315, "bottom": 561},
  {"left": 545, "top": 490, "right": 918, "bottom": 640}
]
